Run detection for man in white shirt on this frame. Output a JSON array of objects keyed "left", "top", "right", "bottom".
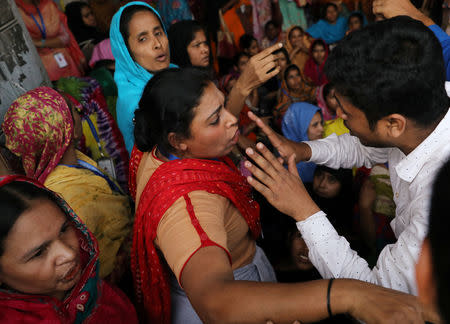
[{"left": 243, "top": 16, "right": 450, "bottom": 295}]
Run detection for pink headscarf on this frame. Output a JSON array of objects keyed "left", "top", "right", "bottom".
[
  {"left": 89, "top": 38, "right": 114, "bottom": 68},
  {"left": 2, "top": 87, "right": 74, "bottom": 183}
]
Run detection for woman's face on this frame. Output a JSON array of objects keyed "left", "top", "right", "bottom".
[
  {"left": 313, "top": 170, "right": 341, "bottom": 198},
  {"left": 286, "top": 68, "right": 302, "bottom": 91},
  {"left": 178, "top": 83, "right": 239, "bottom": 158},
  {"left": 265, "top": 23, "right": 279, "bottom": 41},
  {"left": 289, "top": 28, "right": 303, "bottom": 49},
  {"left": 348, "top": 16, "right": 362, "bottom": 32},
  {"left": 237, "top": 55, "right": 249, "bottom": 74},
  {"left": 127, "top": 11, "right": 170, "bottom": 73},
  {"left": 307, "top": 111, "right": 323, "bottom": 141},
  {"left": 312, "top": 44, "right": 326, "bottom": 65},
  {"left": 290, "top": 231, "right": 314, "bottom": 271},
  {"left": 0, "top": 199, "right": 81, "bottom": 300},
  {"left": 325, "top": 6, "right": 338, "bottom": 24},
  {"left": 187, "top": 30, "right": 210, "bottom": 67},
  {"left": 275, "top": 52, "right": 288, "bottom": 72},
  {"left": 246, "top": 40, "right": 260, "bottom": 57},
  {"left": 81, "top": 6, "right": 96, "bottom": 28}
]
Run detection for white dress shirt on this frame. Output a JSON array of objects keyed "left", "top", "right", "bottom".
[{"left": 296, "top": 108, "right": 450, "bottom": 294}]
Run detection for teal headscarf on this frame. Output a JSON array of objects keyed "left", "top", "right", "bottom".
[{"left": 110, "top": 2, "right": 176, "bottom": 154}]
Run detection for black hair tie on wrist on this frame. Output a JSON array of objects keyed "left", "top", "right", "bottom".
[{"left": 327, "top": 278, "right": 334, "bottom": 317}]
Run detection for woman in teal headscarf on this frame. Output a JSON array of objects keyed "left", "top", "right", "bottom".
[
  {"left": 110, "top": 1, "right": 176, "bottom": 153},
  {"left": 111, "top": 1, "right": 283, "bottom": 154},
  {"left": 281, "top": 102, "right": 324, "bottom": 183}
]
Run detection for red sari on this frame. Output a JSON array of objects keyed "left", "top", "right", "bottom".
[
  {"left": 129, "top": 146, "right": 261, "bottom": 323},
  {"left": 304, "top": 39, "right": 329, "bottom": 87}
]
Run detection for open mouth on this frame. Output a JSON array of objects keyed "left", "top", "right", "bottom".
[
  {"left": 230, "top": 129, "right": 240, "bottom": 145},
  {"left": 297, "top": 254, "right": 310, "bottom": 263},
  {"left": 61, "top": 262, "right": 81, "bottom": 283},
  {"left": 156, "top": 54, "right": 167, "bottom": 62}
]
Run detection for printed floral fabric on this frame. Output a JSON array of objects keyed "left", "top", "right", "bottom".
[{"left": 2, "top": 87, "right": 73, "bottom": 183}]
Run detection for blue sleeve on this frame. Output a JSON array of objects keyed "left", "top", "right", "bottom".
[
  {"left": 307, "top": 20, "right": 324, "bottom": 40},
  {"left": 429, "top": 24, "right": 450, "bottom": 81}
]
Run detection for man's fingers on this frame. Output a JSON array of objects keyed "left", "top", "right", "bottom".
[
  {"left": 246, "top": 174, "right": 272, "bottom": 199},
  {"left": 244, "top": 148, "right": 278, "bottom": 185},
  {"left": 254, "top": 142, "right": 286, "bottom": 173},
  {"left": 287, "top": 153, "right": 300, "bottom": 178}
]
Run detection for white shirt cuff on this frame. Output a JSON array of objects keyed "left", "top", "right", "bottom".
[
  {"left": 296, "top": 211, "right": 337, "bottom": 246},
  {"left": 304, "top": 133, "right": 339, "bottom": 163}
]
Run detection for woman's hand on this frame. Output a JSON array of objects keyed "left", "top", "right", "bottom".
[
  {"left": 359, "top": 178, "right": 376, "bottom": 210},
  {"left": 226, "top": 43, "right": 283, "bottom": 117},
  {"left": 358, "top": 178, "right": 377, "bottom": 249},
  {"left": 245, "top": 142, "right": 320, "bottom": 221},
  {"left": 235, "top": 43, "right": 283, "bottom": 97}
]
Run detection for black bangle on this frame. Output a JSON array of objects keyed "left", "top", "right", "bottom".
[{"left": 327, "top": 278, "right": 334, "bottom": 317}]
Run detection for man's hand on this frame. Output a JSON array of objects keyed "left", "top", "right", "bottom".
[
  {"left": 235, "top": 43, "right": 283, "bottom": 97},
  {"left": 247, "top": 111, "right": 311, "bottom": 163},
  {"left": 245, "top": 142, "right": 320, "bottom": 221},
  {"left": 373, "top": 0, "right": 435, "bottom": 26},
  {"left": 337, "top": 279, "right": 428, "bottom": 324}
]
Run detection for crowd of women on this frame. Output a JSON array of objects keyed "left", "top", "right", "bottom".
[{"left": 1, "top": 0, "right": 449, "bottom": 323}]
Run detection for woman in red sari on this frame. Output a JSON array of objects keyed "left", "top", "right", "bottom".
[
  {"left": 129, "top": 66, "right": 427, "bottom": 324},
  {"left": 0, "top": 175, "right": 137, "bottom": 323},
  {"left": 304, "top": 39, "right": 330, "bottom": 87},
  {"left": 15, "top": 0, "right": 85, "bottom": 81}
]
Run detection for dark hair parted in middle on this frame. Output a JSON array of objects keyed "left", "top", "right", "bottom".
[
  {"left": 119, "top": 5, "right": 161, "bottom": 54},
  {"left": 239, "top": 34, "right": 257, "bottom": 52},
  {"left": 325, "top": 16, "right": 449, "bottom": 129},
  {"left": 0, "top": 181, "right": 56, "bottom": 256},
  {"left": 284, "top": 64, "right": 301, "bottom": 83},
  {"left": 168, "top": 20, "right": 207, "bottom": 67},
  {"left": 134, "top": 67, "right": 212, "bottom": 153}
]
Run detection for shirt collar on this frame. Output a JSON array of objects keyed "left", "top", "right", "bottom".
[{"left": 395, "top": 108, "right": 450, "bottom": 182}]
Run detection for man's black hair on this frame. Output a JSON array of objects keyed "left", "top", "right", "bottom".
[{"left": 325, "top": 16, "right": 449, "bottom": 129}]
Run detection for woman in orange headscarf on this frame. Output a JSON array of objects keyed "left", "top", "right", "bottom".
[
  {"left": 285, "top": 25, "right": 312, "bottom": 77},
  {"left": 15, "top": 0, "right": 85, "bottom": 81}
]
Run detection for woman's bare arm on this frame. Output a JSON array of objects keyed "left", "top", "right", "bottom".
[
  {"left": 181, "top": 246, "right": 425, "bottom": 324},
  {"left": 33, "top": 36, "right": 66, "bottom": 48}
]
